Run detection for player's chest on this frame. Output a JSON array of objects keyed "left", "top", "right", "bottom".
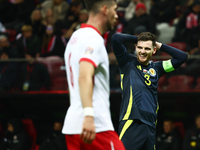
[{"left": 130, "top": 64, "right": 159, "bottom": 87}]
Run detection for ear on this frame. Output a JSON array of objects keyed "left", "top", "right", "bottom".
[
  {"left": 152, "top": 47, "right": 156, "bottom": 54},
  {"left": 101, "top": 5, "right": 108, "bottom": 15}
]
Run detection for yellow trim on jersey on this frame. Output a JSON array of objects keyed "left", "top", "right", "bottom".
[
  {"left": 156, "top": 102, "right": 159, "bottom": 114},
  {"left": 119, "top": 120, "right": 133, "bottom": 140},
  {"left": 155, "top": 102, "right": 159, "bottom": 126},
  {"left": 120, "top": 74, "right": 124, "bottom": 90},
  {"left": 122, "top": 86, "right": 133, "bottom": 120}
]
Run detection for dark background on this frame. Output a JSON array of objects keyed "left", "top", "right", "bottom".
[{"left": 0, "top": 91, "right": 199, "bottom": 134}]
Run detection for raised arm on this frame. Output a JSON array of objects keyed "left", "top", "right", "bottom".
[
  {"left": 156, "top": 42, "right": 188, "bottom": 72},
  {"left": 111, "top": 33, "right": 137, "bottom": 67}
]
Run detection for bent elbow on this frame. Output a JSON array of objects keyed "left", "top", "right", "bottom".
[
  {"left": 182, "top": 53, "right": 188, "bottom": 63},
  {"left": 111, "top": 33, "right": 121, "bottom": 43}
]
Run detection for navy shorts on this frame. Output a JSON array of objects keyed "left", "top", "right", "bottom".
[{"left": 118, "top": 119, "right": 156, "bottom": 150}]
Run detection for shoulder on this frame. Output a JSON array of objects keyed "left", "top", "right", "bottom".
[
  {"left": 152, "top": 60, "right": 162, "bottom": 65},
  {"left": 151, "top": 61, "right": 163, "bottom": 68},
  {"left": 151, "top": 61, "right": 166, "bottom": 74},
  {"left": 80, "top": 29, "right": 103, "bottom": 45}
]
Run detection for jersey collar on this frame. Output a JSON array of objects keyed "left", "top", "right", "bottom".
[{"left": 80, "top": 23, "right": 101, "bottom": 35}]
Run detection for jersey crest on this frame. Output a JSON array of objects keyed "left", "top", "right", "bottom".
[{"left": 149, "top": 68, "right": 156, "bottom": 77}]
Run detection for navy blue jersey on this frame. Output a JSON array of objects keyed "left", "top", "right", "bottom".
[
  {"left": 119, "top": 55, "right": 164, "bottom": 128},
  {"left": 112, "top": 33, "right": 188, "bottom": 129}
]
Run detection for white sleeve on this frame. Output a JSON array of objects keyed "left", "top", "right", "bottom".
[{"left": 79, "top": 37, "right": 103, "bottom": 68}]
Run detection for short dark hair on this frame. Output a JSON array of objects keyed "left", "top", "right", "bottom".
[
  {"left": 83, "top": 0, "right": 115, "bottom": 14},
  {"left": 137, "top": 32, "right": 156, "bottom": 47}
]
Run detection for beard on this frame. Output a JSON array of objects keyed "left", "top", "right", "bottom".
[
  {"left": 106, "top": 17, "right": 115, "bottom": 32},
  {"left": 137, "top": 53, "right": 152, "bottom": 65},
  {"left": 106, "top": 21, "right": 113, "bottom": 31}
]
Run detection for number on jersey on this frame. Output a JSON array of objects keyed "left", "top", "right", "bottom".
[{"left": 68, "top": 53, "right": 74, "bottom": 87}]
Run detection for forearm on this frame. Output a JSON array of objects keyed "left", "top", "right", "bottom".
[
  {"left": 160, "top": 44, "right": 188, "bottom": 68},
  {"left": 111, "top": 33, "right": 137, "bottom": 56},
  {"left": 79, "top": 76, "right": 93, "bottom": 108}
]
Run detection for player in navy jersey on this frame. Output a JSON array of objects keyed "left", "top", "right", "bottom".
[{"left": 111, "top": 32, "right": 188, "bottom": 150}]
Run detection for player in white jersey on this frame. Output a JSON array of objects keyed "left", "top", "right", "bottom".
[{"left": 62, "top": 0, "right": 125, "bottom": 150}]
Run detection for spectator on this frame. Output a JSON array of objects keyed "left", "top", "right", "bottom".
[
  {"left": 39, "top": 24, "right": 67, "bottom": 58},
  {"left": 185, "top": 1, "right": 200, "bottom": 52},
  {"left": 184, "top": 40, "right": 200, "bottom": 87},
  {"left": 41, "top": 0, "right": 70, "bottom": 22},
  {"left": 62, "top": 1, "right": 82, "bottom": 29},
  {"left": 183, "top": 114, "right": 200, "bottom": 150},
  {"left": 156, "top": 119, "right": 182, "bottom": 150},
  {"left": 0, "top": 35, "right": 19, "bottom": 58},
  {"left": 42, "top": 8, "right": 56, "bottom": 27},
  {"left": 39, "top": 120, "right": 67, "bottom": 150},
  {"left": 0, "top": 118, "right": 31, "bottom": 150},
  {"left": 124, "top": 0, "right": 141, "bottom": 22},
  {"left": 29, "top": 9, "right": 46, "bottom": 39},
  {"left": 150, "top": 0, "right": 179, "bottom": 23},
  {"left": 123, "top": 2, "right": 156, "bottom": 35},
  {"left": 173, "top": 0, "right": 200, "bottom": 43},
  {"left": 5, "top": 0, "right": 35, "bottom": 33},
  {"left": 0, "top": 0, "right": 16, "bottom": 24},
  {"left": 17, "top": 51, "right": 51, "bottom": 91},
  {"left": 123, "top": 0, "right": 151, "bottom": 22},
  {"left": 63, "top": 9, "right": 88, "bottom": 40},
  {"left": 16, "top": 25, "right": 41, "bottom": 58},
  {"left": 0, "top": 50, "right": 18, "bottom": 91}
]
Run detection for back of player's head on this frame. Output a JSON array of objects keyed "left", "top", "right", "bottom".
[
  {"left": 83, "top": 0, "right": 115, "bottom": 14},
  {"left": 137, "top": 32, "right": 156, "bottom": 47}
]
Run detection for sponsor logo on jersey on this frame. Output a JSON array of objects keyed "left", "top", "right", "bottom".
[
  {"left": 137, "top": 65, "right": 142, "bottom": 70},
  {"left": 85, "top": 47, "right": 94, "bottom": 55},
  {"left": 149, "top": 68, "right": 156, "bottom": 76}
]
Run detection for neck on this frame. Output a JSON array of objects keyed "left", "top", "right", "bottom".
[{"left": 86, "top": 13, "right": 107, "bottom": 35}]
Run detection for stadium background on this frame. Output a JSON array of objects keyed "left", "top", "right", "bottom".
[{"left": 0, "top": 0, "right": 200, "bottom": 149}]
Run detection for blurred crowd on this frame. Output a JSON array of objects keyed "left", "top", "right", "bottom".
[
  {"left": 0, "top": 0, "right": 200, "bottom": 91},
  {"left": 1, "top": 114, "right": 200, "bottom": 150},
  {"left": 0, "top": 118, "right": 67, "bottom": 150},
  {"left": 155, "top": 114, "right": 200, "bottom": 150}
]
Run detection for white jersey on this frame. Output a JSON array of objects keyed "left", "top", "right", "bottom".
[{"left": 62, "top": 24, "right": 114, "bottom": 134}]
